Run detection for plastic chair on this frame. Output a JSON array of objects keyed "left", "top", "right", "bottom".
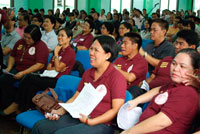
[
  {"left": 76, "top": 50, "right": 92, "bottom": 71},
  {"left": 47, "top": 53, "right": 53, "bottom": 64},
  {"left": 125, "top": 90, "right": 133, "bottom": 103},
  {"left": 142, "top": 39, "right": 153, "bottom": 50},
  {"left": 16, "top": 75, "right": 81, "bottom": 130}
]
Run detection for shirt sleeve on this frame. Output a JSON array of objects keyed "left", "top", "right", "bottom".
[
  {"left": 161, "top": 87, "right": 198, "bottom": 123},
  {"left": 7, "top": 35, "right": 21, "bottom": 50},
  {"left": 35, "top": 41, "right": 49, "bottom": 64},
  {"left": 46, "top": 35, "right": 58, "bottom": 51},
  {"left": 60, "top": 48, "right": 76, "bottom": 67},
  {"left": 83, "top": 35, "right": 94, "bottom": 49}
]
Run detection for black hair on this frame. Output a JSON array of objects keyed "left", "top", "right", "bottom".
[
  {"left": 34, "top": 8, "right": 39, "bottom": 13},
  {"left": 18, "top": 13, "right": 30, "bottom": 24},
  {"left": 40, "top": 8, "right": 45, "bottom": 12},
  {"left": 58, "top": 28, "right": 73, "bottom": 40},
  {"left": 68, "top": 12, "right": 74, "bottom": 17},
  {"left": 24, "top": 24, "right": 41, "bottom": 43},
  {"left": 177, "top": 30, "right": 199, "bottom": 48},
  {"left": 120, "top": 22, "right": 133, "bottom": 32},
  {"left": 152, "top": 18, "right": 169, "bottom": 32},
  {"left": 107, "top": 12, "right": 113, "bottom": 20},
  {"left": 56, "top": 17, "right": 63, "bottom": 24},
  {"left": 124, "top": 32, "right": 142, "bottom": 50},
  {"left": 176, "top": 48, "right": 200, "bottom": 70},
  {"left": 100, "top": 22, "right": 114, "bottom": 34},
  {"left": 48, "top": 9, "right": 54, "bottom": 15},
  {"left": 44, "top": 15, "right": 56, "bottom": 26},
  {"left": 32, "top": 14, "right": 43, "bottom": 23},
  {"left": 93, "top": 35, "right": 118, "bottom": 62},
  {"left": 187, "top": 20, "right": 195, "bottom": 31},
  {"left": 85, "top": 19, "right": 94, "bottom": 32}
]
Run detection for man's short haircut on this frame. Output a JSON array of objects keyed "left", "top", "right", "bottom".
[
  {"left": 124, "top": 32, "right": 142, "bottom": 50},
  {"left": 44, "top": 15, "right": 56, "bottom": 26},
  {"left": 177, "top": 30, "right": 199, "bottom": 48},
  {"left": 152, "top": 18, "right": 169, "bottom": 31},
  {"left": 32, "top": 14, "right": 43, "bottom": 23}
]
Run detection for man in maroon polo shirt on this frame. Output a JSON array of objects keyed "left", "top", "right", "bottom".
[{"left": 114, "top": 32, "right": 148, "bottom": 97}]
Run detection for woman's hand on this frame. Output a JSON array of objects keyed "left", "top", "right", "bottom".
[
  {"left": 121, "top": 129, "right": 132, "bottom": 134},
  {"left": 127, "top": 100, "right": 139, "bottom": 110},
  {"left": 45, "top": 107, "right": 66, "bottom": 120},
  {"left": 14, "top": 71, "right": 25, "bottom": 79},
  {"left": 54, "top": 45, "right": 62, "bottom": 56},
  {"left": 182, "top": 73, "right": 200, "bottom": 89},
  {"left": 79, "top": 113, "right": 92, "bottom": 125}
]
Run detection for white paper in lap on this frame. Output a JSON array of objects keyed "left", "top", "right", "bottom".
[
  {"left": 59, "top": 83, "right": 107, "bottom": 118},
  {"left": 40, "top": 70, "right": 59, "bottom": 78},
  {"left": 117, "top": 103, "right": 142, "bottom": 130}
]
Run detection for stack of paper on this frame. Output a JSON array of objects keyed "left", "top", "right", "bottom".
[
  {"left": 59, "top": 83, "right": 107, "bottom": 118},
  {"left": 40, "top": 70, "right": 59, "bottom": 78},
  {"left": 117, "top": 103, "right": 142, "bottom": 130}
]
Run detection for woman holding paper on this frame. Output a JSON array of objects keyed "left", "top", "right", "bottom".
[
  {"left": 1, "top": 28, "right": 75, "bottom": 116},
  {"left": 0, "top": 24, "right": 49, "bottom": 114},
  {"left": 32, "top": 35, "right": 127, "bottom": 134},
  {"left": 121, "top": 48, "right": 200, "bottom": 134}
]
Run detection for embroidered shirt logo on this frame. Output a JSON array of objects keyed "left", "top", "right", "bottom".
[
  {"left": 160, "top": 62, "right": 169, "bottom": 68},
  {"left": 29, "top": 47, "right": 36, "bottom": 55},
  {"left": 155, "top": 92, "right": 168, "bottom": 105},
  {"left": 127, "top": 64, "right": 133, "bottom": 73},
  {"left": 17, "top": 44, "right": 23, "bottom": 50}
]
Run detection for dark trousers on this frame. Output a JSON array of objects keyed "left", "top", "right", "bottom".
[
  {"left": 15, "top": 74, "right": 58, "bottom": 112},
  {"left": 0, "top": 69, "right": 18, "bottom": 109},
  {"left": 32, "top": 114, "right": 114, "bottom": 134},
  {"left": 128, "top": 85, "right": 147, "bottom": 99}
]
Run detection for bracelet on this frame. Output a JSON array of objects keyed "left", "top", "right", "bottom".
[
  {"left": 144, "top": 52, "right": 148, "bottom": 58},
  {"left": 54, "top": 56, "right": 59, "bottom": 59},
  {"left": 85, "top": 118, "right": 88, "bottom": 124}
]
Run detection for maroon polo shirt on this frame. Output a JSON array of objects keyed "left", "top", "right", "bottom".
[
  {"left": 49, "top": 46, "right": 76, "bottom": 78},
  {"left": 77, "top": 63, "right": 127, "bottom": 124},
  {"left": 73, "top": 33, "right": 93, "bottom": 49},
  {"left": 11, "top": 39, "right": 49, "bottom": 72},
  {"left": 139, "top": 83, "right": 199, "bottom": 134},
  {"left": 149, "top": 56, "right": 173, "bottom": 89},
  {"left": 114, "top": 53, "right": 148, "bottom": 88}
]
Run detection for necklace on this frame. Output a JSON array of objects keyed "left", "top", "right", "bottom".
[{"left": 20, "top": 45, "right": 29, "bottom": 62}]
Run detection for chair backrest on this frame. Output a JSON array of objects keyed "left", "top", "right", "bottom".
[
  {"left": 47, "top": 53, "right": 53, "bottom": 64},
  {"left": 76, "top": 50, "right": 92, "bottom": 71},
  {"left": 125, "top": 91, "right": 133, "bottom": 103},
  {"left": 142, "top": 39, "right": 153, "bottom": 50},
  {"left": 54, "top": 75, "right": 81, "bottom": 102}
]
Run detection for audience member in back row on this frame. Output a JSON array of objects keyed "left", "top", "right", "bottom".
[
  {"left": 122, "top": 48, "right": 200, "bottom": 134},
  {"left": 114, "top": 32, "right": 148, "bottom": 97},
  {"left": 100, "top": 22, "right": 114, "bottom": 38},
  {"left": 1, "top": 28, "right": 76, "bottom": 115},
  {"left": 139, "top": 19, "right": 175, "bottom": 74},
  {"left": 32, "top": 35, "right": 127, "bottom": 134},
  {"left": 128, "top": 29, "right": 199, "bottom": 98},
  {"left": 41, "top": 15, "right": 58, "bottom": 52},
  {"left": 0, "top": 24, "right": 49, "bottom": 112},
  {"left": 16, "top": 13, "right": 29, "bottom": 38},
  {"left": 72, "top": 19, "right": 94, "bottom": 50},
  {"left": 1, "top": 17, "right": 21, "bottom": 67}
]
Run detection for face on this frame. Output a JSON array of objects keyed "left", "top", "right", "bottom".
[
  {"left": 174, "top": 37, "right": 192, "bottom": 53},
  {"left": 57, "top": 30, "right": 71, "bottom": 46},
  {"left": 82, "top": 21, "right": 91, "bottom": 33},
  {"left": 170, "top": 53, "right": 194, "bottom": 83},
  {"left": 89, "top": 40, "right": 110, "bottom": 68},
  {"left": 144, "top": 21, "right": 150, "bottom": 29},
  {"left": 150, "top": 22, "right": 166, "bottom": 41},
  {"left": 43, "top": 18, "right": 54, "bottom": 31},
  {"left": 121, "top": 37, "right": 137, "bottom": 56},
  {"left": 18, "top": 15, "right": 27, "bottom": 28},
  {"left": 31, "top": 17, "right": 42, "bottom": 27},
  {"left": 4, "top": 18, "right": 14, "bottom": 30},
  {"left": 23, "top": 33, "right": 34, "bottom": 45},
  {"left": 119, "top": 24, "right": 130, "bottom": 37},
  {"left": 100, "top": 24, "right": 109, "bottom": 35},
  {"left": 113, "top": 15, "right": 118, "bottom": 21},
  {"left": 55, "top": 21, "right": 61, "bottom": 29}
]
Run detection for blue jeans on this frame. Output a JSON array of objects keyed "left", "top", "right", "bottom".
[{"left": 32, "top": 114, "right": 114, "bottom": 134}]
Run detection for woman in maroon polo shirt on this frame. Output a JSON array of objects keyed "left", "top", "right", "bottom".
[
  {"left": 32, "top": 35, "right": 127, "bottom": 134},
  {"left": 121, "top": 48, "right": 200, "bottom": 134},
  {"left": 1, "top": 28, "right": 76, "bottom": 115},
  {"left": 0, "top": 24, "right": 49, "bottom": 113}
]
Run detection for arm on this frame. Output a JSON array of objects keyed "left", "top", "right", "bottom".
[
  {"left": 77, "top": 46, "right": 88, "bottom": 50},
  {"left": 122, "top": 112, "right": 172, "bottom": 134},
  {"left": 146, "top": 73, "right": 156, "bottom": 84},
  {"left": 85, "top": 99, "right": 124, "bottom": 126},
  {"left": 3, "top": 46, "right": 12, "bottom": 56},
  {"left": 53, "top": 46, "right": 67, "bottom": 72},
  {"left": 194, "top": 131, "right": 200, "bottom": 134},
  {"left": 115, "top": 66, "right": 136, "bottom": 83},
  {"left": 6, "top": 56, "right": 15, "bottom": 72},
  {"left": 14, "top": 63, "right": 45, "bottom": 79},
  {"left": 139, "top": 47, "right": 160, "bottom": 67}
]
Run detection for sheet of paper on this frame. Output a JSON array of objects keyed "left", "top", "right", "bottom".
[
  {"left": 40, "top": 70, "right": 59, "bottom": 78},
  {"left": 2, "top": 69, "right": 15, "bottom": 76},
  {"left": 140, "top": 80, "right": 150, "bottom": 91},
  {"left": 117, "top": 103, "right": 142, "bottom": 130},
  {"left": 59, "top": 83, "right": 107, "bottom": 118}
]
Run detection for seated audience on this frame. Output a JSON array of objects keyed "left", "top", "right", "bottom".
[
  {"left": 2, "top": 28, "right": 76, "bottom": 115},
  {"left": 32, "top": 35, "right": 127, "bottom": 134},
  {"left": 16, "top": 13, "right": 29, "bottom": 38},
  {"left": 0, "top": 24, "right": 49, "bottom": 111},
  {"left": 121, "top": 48, "right": 200, "bottom": 134},
  {"left": 114, "top": 32, "right": 148, "bottom": 97},
  {"left": 65, "top": 12, "right": 77, "bottom": 30},
  {"left": 73, "top": 19, "right": 94, "bottom": 50},
  {"left": 140, "top": 19, "right": 152, "bottom": 39},
  {"left": 54, "top": 17, "right": 63, "bottom": 35},
  {"left": 100, "top": 22, "right": 114, "bottom": 38},
  {"left": 139, "top": 19, "right": 175, "bottom": 74},
  {"left": 1, "top": 17, "right": 21, "bottom": 67},
  {"left": 31, "top": 14, "right": 43, "bottom": 28},
  {"left": 41, "top": 15, "right": 58, "bottom": 52}
]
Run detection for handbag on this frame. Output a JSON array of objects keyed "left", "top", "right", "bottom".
[{"left": 32, "top": 88, "right": 61, "bottom": 114}]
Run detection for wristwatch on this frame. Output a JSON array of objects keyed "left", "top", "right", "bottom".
[{"left": 144, "top": 52, "right": 148, "bottom": 58}]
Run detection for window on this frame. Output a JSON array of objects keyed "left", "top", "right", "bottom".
[
  {"left": 194, "top": 0, "right": 200, "bottom": 13},
  {"left": 169, "top": 0, "right": 177, "bottom": 11},
  {"left": 54, "top": 0, "right": 74, "bottom": 13},
  {"left": 65, "top": 0, "right": 74, "bottom": 11},
  {"left": 160, "top": 0, "right": 177, "bottom": 12},
  {"left": 160, "top": 0, "right": 168, "bottom": 12},
  {"left": 0, "top": 0, "right": 10, "bottom": 8},
  {"left": 111, "top": 0, "right": 120, "bottom": 13},
  {"left": 122, "top": 0, "right": 131, "bottom": 13}
]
